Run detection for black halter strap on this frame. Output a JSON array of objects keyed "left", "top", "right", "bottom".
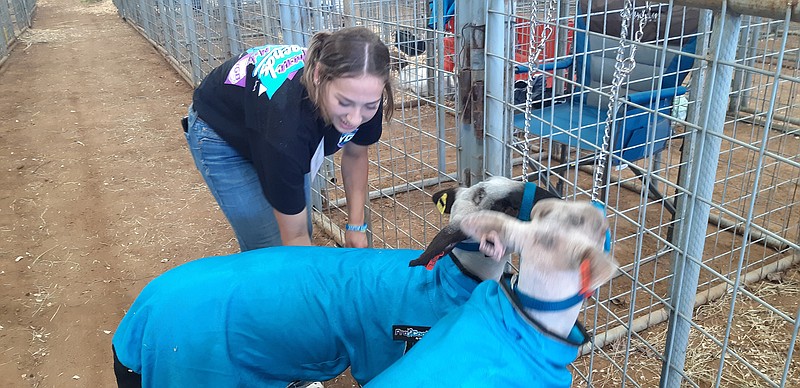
[{"left": 448, "top": 251, "right": 483, "bottom": 283}]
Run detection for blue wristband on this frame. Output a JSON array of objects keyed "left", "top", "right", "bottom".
[{"left": 345, "top": 223, "right": 368, "bottom": 232}]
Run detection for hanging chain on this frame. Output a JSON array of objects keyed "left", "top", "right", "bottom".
[
  {"left": 591, "top": 0, "right": 655, "bottom": 202},
  {"left": 521, "top": 0, "right": 556, "bottom": 181}
]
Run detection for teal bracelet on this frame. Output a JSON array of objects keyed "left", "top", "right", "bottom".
[{"left": 345, "top": 223, "right": 368, "bottom": 232}]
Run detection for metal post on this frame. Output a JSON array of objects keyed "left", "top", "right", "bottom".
[
  {"left": 164, "top": 0, "right": 178, "bottom": 59},
  {"left": 264, "top": 0, "right": 281, "bottom": 41},
  {"left": 342, "top": 0, "right": 355, "bottom": 28},
  {"left": 179, "top": 0, "right": 202, "bottom": 85},
  {"left": 160, "top": 0, "right": 179, "bottom": 60},
  {"left": 223, "top": 0, "right": 243, "bottom": 53},
  {"left": 199, "top": 0, "right": 216, "bottom": 68},
  {"left": 673, "top": 8, "right": 712, "bottom": 220},
  {"left": 729, "top": 16, "right": 761, "bottom": 112},
  {"left": 157, "top": 0, "right": 173, "bottom": 57},
  {"left": 425, "top": 0, "right": 444, "bottom": 99},
  {"left": 279, "top": 0, "right": 304, "bottom": 45},
  {"left": 713, "top": 15, "right": 792, "bottom": 387},
  {"left": 661, "top": 8, "right": 742, "bottom": 388},
  {"left": 138, "top": 0, "right": 151, "bottom": 38},
  {"left": 309, "top": 0, "right": 323, "bottom": 32},
  {"left": 739, "top": 18, "right": 761, "bottom": 109},
  {"left": 0, "top": 0, "right": 14, "bottom": 48},
  {"left": 434, "top": 0, "right": 448, "bottom": 177},
  {"left": 553, "top": 0, "right": 570, "bottom": 95},
  {"left": 11, "top": 0, "right": 30, "bottom": 29},
  {"left": 485, "top": 0, "right": 511, "bottom": 177},
  {"left": 299, "top": 1, "right": 312, "bottom": 40},
  {"left": 455, "top": 1, "right": 487, "bottom": 186}
]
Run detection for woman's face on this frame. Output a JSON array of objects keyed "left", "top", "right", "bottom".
[{"left": 320, "top": 74, "right": 384, "bottom": 134}]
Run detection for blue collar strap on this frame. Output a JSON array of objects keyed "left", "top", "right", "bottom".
[
  {"left": 454, "top": 240, "right": 481, "bottom": 251},
  {"left": 448, "top": 252, "right": 483, "bottom": 283},
  {"left": 514, "top": 257, "right": 594, "bottom": 311},
  {"left": 514, "top": 287, "right": 586, "bottom": 311},
  {"left": 517, "top": 182, "right": 538, "bottom": 222},
  {"left": 499, "top": 273, "right": 590, "bottom": 345},
  {"left": 591, "top": 200, "right": 612, "bottom": 253}
]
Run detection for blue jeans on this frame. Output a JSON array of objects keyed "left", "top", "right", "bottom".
[{"left": 184, "top": 106, "right": 312, "bottom": 251}]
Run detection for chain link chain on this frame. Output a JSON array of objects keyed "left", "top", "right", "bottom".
[
  {"left": 521, "top": 0, "right": 556, "bottom": 180},
  {"left": 521, "top": 0, "right": 654, "bottom": 197},
  {"left": 592, "top": 0, "right": 654, "bottom": 202}
]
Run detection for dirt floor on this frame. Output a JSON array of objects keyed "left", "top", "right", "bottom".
[{"left": 0, "top": 0, "right": 334, "bottom": 386}]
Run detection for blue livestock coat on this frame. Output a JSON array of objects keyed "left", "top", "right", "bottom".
[
  {"left": 365, "top": 279, "right": 589, "bottom": 388},
  {"left": 112, "top": 246, "right": 480, "bottom": 387}
]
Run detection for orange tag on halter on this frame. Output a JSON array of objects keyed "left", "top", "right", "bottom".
[{"left": 580, "top": 258, "right": 592, "bottom": 298}]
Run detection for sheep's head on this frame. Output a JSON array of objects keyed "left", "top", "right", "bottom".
[
  {"left": 529, "top": 199, "right": 609, "bottom": 249},
  {"left": 434, "top": 176, "right": 527, "bottom": 223},
  {"left": 409, "top": 177, "right": 558, "bottom": 268},
  {"left": 459, "top": 200, "right": 617, "bottom": 291}
]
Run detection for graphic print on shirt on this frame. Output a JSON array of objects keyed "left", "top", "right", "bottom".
[
  {"left": 224, "top": 45, "right": 307, "bottom": 99},
  {"left": 337, "top": 128, "right": 359, "bottom": 148}
]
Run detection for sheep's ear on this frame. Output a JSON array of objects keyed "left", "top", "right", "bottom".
[
  {"left": 409, "top": 224, "right": 467, "bottom": 267},
  {"left": 459, "top": 211, "right": 524, "bottom": 254},
  {"left": 580, "top": 246, "right": 619, "bottom": 290},
  {"left": 431, "top": 187, "right": 457, "bottom": 215},
  {"left": 524, "top": 184, "right": 562, "bottom": 216},
  {"left": 534, "top": 185, "right": 561, "bottom": 202},
  {"left": 491, "top": 183, "right": 560, "bottom": 221}
]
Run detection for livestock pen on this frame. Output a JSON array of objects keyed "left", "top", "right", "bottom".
[{"left": 108, "top": 0, "right": 800, "bottom": 386}]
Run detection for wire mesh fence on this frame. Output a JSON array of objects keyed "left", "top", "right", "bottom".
[
  {"left": 112, "top": 0, "right": 459, "bottom": 250},
  {"left": 0, "top": 0, "right": 35, "bottom": 63},
  {"left": 504, "top": 1, "right": 800, "bottom": 386},
  {"left": 110, "top": 0, "right": 799, "bottom": 386}
]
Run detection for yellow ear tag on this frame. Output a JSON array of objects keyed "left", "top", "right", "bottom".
[{"left": 436, "top": 193, "right": 448, "bottom": 215}]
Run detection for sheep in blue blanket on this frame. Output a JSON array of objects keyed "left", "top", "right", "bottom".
[
  {"left": 366, "top": 199, "right": 618, "bottom": 387},
  {"left": 111, "top": 177, "right": 558, "bottom": 387}
]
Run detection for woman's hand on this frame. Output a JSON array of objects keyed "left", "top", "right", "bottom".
[{"left": 345, "top": 229, "right": 368, "bottom": 248}]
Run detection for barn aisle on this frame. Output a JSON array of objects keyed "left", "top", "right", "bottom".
[{"left": 0, "top": 0, "right": 239, "bottom": 386}]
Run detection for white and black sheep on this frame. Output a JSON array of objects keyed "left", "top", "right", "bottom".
[
  {"left": 111, "top": 177, "right": 559, "bottom": 387},
  {"left": 365, "top": 199, "right": 618, "bottom": 387}
]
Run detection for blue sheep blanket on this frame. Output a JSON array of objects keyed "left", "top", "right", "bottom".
[
  {"left": 365, "top": 278, "right": 588, "bottom": 388},
  {"left": 112, "top": 246, "right": 479, "bottom": 387}
]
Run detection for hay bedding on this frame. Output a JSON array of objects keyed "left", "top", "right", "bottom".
[
  {"left": 19, "top": 29, "right": 77, "bottom": 45},
  {"left": 574, "top": 267, "right": 800, "bottom": 387},
  {"left": 683, "top": 274, "right": 800, "bottom": 387},
  {"left": 37, "top": 0, "right": 118, "bottom": 14},
  {"left": 17, "top": 0, "right": 119, "bottom": 47}
]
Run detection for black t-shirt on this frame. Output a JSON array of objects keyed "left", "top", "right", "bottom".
[{"left": 192, "top": 45, "right": 383, "bottom": 215}]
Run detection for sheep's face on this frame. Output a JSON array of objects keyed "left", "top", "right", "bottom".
[
  {"left": 529, "top": 198, "right": 608, "bottom": 248},
  {"left": 460, "top": 202, "right": 617, "bottom": 290},
  {"left": 410, "top": 177, "right": 527, "bottom": 268},
  {"left": 433, "top": 176, "right": 525, "bottom": 222}
]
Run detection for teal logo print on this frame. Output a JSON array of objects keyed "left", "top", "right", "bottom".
[{"left": 252, "top": 45, "right": 307, "bottom": 99}]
